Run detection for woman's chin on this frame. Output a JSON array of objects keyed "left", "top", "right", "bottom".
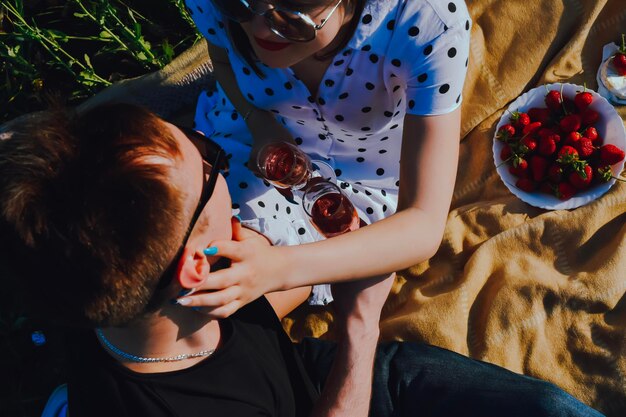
[
  {"left": 249, "top": 47, "right": 300, "bottom": 69},
  {"left": 254, "top": 52, "right": 294, "bottom": 68},
  {"left": 263, "top": 61, "right": 291, "bottom": 69},
  {"left": 257, "top": 56, "right": 295, "bottom": 69}
]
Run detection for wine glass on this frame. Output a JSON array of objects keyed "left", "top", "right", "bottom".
[
  {"left": 256, "top": 142, "right": 312, "bottom": 190},
  {"left": 302, "top": 180, "right": 360, "bottom": 238}
]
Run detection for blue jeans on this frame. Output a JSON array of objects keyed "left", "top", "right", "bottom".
[{"left": 296, "top": 339, "right": 605, "bottom": 417}]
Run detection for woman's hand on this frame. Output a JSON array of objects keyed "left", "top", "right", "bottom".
[
  {"left": 174, "top": 217, "right": 290, "bottom": 317},
  {"left": 246, "top": 109, "right": 298, "bottom": 176},
  {"left": 207, "top": 40, "right": 298, "bottom": 176}
]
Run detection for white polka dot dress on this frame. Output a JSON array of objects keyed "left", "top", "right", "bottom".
[{"left": 186, "top": 0, "right": 471, "bottom": 304}]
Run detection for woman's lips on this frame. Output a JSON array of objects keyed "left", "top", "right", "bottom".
[{"left": 254, "top": 36, "right": 291, "bottom": 51}]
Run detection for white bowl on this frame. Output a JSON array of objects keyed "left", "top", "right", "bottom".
[{"left": 492, "top": 83, "right": 626, "bottom": 210}]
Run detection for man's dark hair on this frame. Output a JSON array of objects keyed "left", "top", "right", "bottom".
[{"left": 0, "top": 103, "right": 187, "bottom": 327}]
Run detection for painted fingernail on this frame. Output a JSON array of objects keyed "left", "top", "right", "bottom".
[
  {"left": 178, "top": 288, "right": 193, "bottom": 297},
  {"left": 203, "top": 246, "right": 218, "bottom": 256},
  {"left": 176, "top": 298, "right": 191, "bottom": 306}
]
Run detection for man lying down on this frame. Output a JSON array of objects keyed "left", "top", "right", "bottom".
[{"left": 0, "top": 103, "right": 604, "bottom": 417}]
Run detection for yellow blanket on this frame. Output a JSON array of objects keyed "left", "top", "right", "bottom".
[
  {"left": 285, "top": 1, "right": 626, "bottom": 415},
  {"left": 62, "top": 1, "right": 626, "bottom": 415}
]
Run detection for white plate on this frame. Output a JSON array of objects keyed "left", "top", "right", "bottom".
[{"left": 493, "top": 83, "right": 626, "bottom": 210}]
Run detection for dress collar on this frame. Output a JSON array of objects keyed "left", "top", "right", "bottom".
[{"left": 346, "top": 0, "right": 399, "bottom": 51}]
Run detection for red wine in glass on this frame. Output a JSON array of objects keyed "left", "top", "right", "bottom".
[
  {"left": 257, "top": 142, "right": 311, "bottom": 189},
  {"left": 304, "top": 182, "right": 360, "bottom": 237}
]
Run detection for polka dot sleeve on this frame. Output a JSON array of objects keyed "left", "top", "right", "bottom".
[
  {"left": 185, "top": 0, "right": 229, "bottom": 49},
  {"left": 393, "top": 1, "right": 471, "bottom": 116}
]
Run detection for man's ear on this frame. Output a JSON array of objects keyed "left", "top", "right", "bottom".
[
  {"left": 176, "top": 247, "right": 210, "bottom": 289},
  {"left": 231, "top": 215, "right": 244, "bottom": 241}
]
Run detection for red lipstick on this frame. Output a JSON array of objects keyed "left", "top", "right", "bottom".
[{"left": 254, "top": 36, "right": 291, "bottom": 51}]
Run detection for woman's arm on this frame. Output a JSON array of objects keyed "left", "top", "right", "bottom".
[
  {"left": 206, "top": 42, "right": 296, "bottom": 154},
  {"left": 222, "top": 217, "right": 312, "bottom": 319},
  {"left": 282, "top": 108, "right": 460, "bottom": 287},
  {"left": 265, "top": 286, "right": 312, "bottom": 320},
  {"left": 206, "top": 41, "right": 256, "bottom": 123},
  {"left": 178, "top": 108, "right": 461, "bottom": 309}
]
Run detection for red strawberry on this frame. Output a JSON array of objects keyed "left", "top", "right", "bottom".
[
  {"left": 556, "top": 182, "right": 577, "bottom": 200},
  {"left": 568, "top": 164, "right": 593, "bottom": 189},
  {"left": 516, "top": 178, "right": 536, "bottom": 192},
  {"left": 547, "top": 163, "right": 564, "bottom": 182},
  {"left": 545, "top": 89, "right": 562, "bottom": 112},
  {"left": 584, "top": 127, "right": 599, "bottom": 143},
  {"left": 530, "top": 155, "right": 549, "bottom": 181},
  {"left": 537, "top": 128, "right": 557, "bottom": 140},
  {"left": 613, "top": 34, "right": 626, "bottom": 76},
  {"left": 509, "top": 111, "right": 530, "bottom": 130},
  {"left": 522, "top": 121, "right": 542, "bottom": 136},
  {"left": 539, "top": 134, "right": 558, "bottom": 156},
  {"left": 528, "top": 107, "right": 551, "bottom": 124},
  {"left": 509, "top": 157, "right": 529, "bottom": 177},
  {"left": 520, "top": 136, "right": 538, "bottom": 153},
  {"left": 615, "top": 56, "right": 626, "bottom": 76},
  {"left": 565, "top": 131, "right": 582, "bottom": 146},
  {"left": 557, "top": 146, "right": 579, "bottom": 164},
  {"left": 511, "top": 154, "right": 526, "bottom": 166},
  {"left": 539, "top": 182, "right": 554, "bottom": 195},
  {"left": 500, "top": 144, "right": 513, "bottom": 161},
  {"left": 562, "top": 98, "right": 578, "bottom": 115},
  {"left": 496, "top": 124, "right": 516, "bottom": 141},
  {"left": 559, "top": 114, "right": 581, "bottom": 133},
  {"left": 574, "top": 89, "right": 593, "bottom": 111},
  {"left": 575, "top": 137, "right": 594, "bottom": 158},
  {"left": 596, "top": 166, "right": 613, "bottom": 182},
  {"left": 518, "top": 113, "right": 531, "bottom": 127},
  {"left": 599, "top": 144, "right": 626, "bottom": 165},
  {"left": 581, "top": 108, "right": 599, "bottom": 126}
]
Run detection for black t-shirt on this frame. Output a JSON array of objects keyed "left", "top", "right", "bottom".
[{"left": 65, "top": 297, "right": 319, "bottom": 417}]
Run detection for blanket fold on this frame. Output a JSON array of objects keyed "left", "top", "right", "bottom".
[
  {"left": 5, "top": 0, "right": 624, "bottom": 415},
  {"left": 286, "top": 1, "right": 626, "bottom": 415}
]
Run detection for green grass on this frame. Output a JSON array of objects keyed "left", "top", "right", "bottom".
[
  {"left": 0, "top": 1, "right": 200, "bottom": 415},
  {"left": 0, "top": 0, "right": 201, "bottom": 124}
]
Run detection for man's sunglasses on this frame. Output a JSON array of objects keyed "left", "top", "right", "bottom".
[
  {"left": 157, "top": 125, "right": 229, "bottom": 289},
  {"left": 212, "top": 0, "right": 343, "bottom": 42}
]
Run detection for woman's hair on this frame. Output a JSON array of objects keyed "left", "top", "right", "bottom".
[
  {"left": 229, "top": 0, "right": 366, "bottom": 77},
  {"left": 0, "top": 103, "right": 188, "bottom": 327}
]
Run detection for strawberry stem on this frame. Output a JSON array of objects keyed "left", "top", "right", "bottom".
[
  {"left": 517, "top": 129, "right": 535, "bottom": 143},
  {"left": 495, "top": 155, "right": 513, "bottom": 169},
  {"left": 495, "top": 152, "right": 524, "bottom": 169}
]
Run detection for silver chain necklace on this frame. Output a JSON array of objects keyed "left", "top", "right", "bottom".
[{"left": 95, "top": 328, "right": 215, "bottom": 363}]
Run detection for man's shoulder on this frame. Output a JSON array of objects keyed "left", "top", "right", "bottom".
[{"left": 231, "top": 295, "right": 281, "bottom": 327}]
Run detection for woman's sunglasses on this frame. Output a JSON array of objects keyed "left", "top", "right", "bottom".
[{"left": 212, "top": 0, "right": 343, "bottom": 42}]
